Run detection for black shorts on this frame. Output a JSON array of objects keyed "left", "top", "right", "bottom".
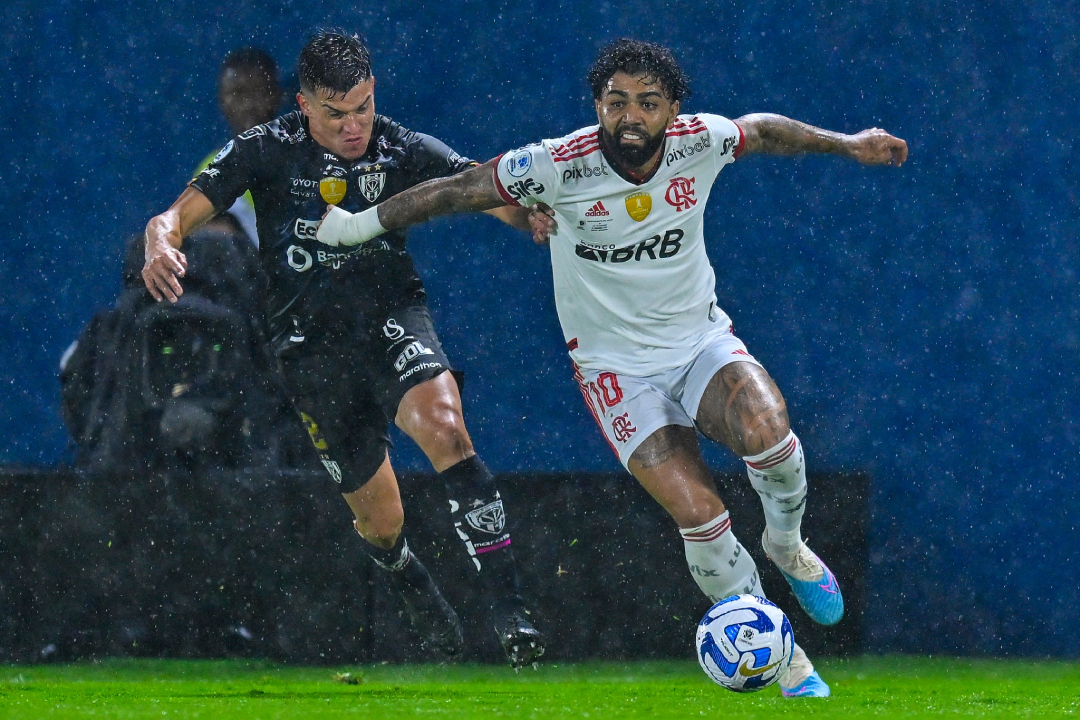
[{"left": 278, "top": 304, "right": 457, "bottom": 493}]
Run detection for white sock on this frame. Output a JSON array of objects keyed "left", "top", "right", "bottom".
[
  {"left": 743, "top": 432, "right": 807, "bottom": 555},
  {"left": 680, "top": 511, "right": 765, "bottom": 603},
  {"left": 780, "top": 643, "right": 815, "bottom": 687}
]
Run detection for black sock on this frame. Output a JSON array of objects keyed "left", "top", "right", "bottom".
[
  {"left": 440, "top": 455, "right": 523, "bottom": 611},
  {"left": 364, "top": 535, "right": 436, "bottom": 594}
]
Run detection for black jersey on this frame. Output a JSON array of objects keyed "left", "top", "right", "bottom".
[{"left": 190, "top": 112, "right": 476, "bottom": 350}]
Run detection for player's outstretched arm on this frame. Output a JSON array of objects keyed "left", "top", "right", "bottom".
[
  {"left": 143, "top": 187, "right": 216, "bottom": 303},
  {"left": 736, "top": 113, "right": 908, "bottom": 167},
  {"left": 317, "top": 159, "right": 508, "bottom": 247}
]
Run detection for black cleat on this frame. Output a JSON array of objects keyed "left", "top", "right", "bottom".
[
  {"left": 494, "top": 608, "right": 545, "bottom": 669},
  {"left": 392, "top": 577, "right": 464, "bottom": 659}
]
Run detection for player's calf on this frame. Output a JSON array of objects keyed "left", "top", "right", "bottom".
[
  {"left": 743, "top": 431, "right": 808, "bottom": 561},
  {"left": 440, "top": 455, "right": 545, "bottom": 667},
  {"left": 680, "top": 510, "right": 763, "bottom": 602},
  {"left": 743, "top": 432, "right": 844, "bottom": 625}
]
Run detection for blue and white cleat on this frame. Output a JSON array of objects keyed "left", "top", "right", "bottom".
[
  {"left": 779, "top": 644, "right": 830, "bottom": 698},
  {"left": 763, "top": 533, "right": 844, "bottom": 626},
  {"left": 780, "top": 670, "right": 831, "bottom": 698}
]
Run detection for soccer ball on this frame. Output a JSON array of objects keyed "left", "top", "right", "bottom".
[{"left": 696, "top": 594, "right": 794, "bottom": 692}]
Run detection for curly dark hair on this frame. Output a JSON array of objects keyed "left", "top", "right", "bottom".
[
  {"left": 298, "top": 29, "right": 372, "bottom": 97},
  {"left": 587, "top": 38, "right": 691, "bottom": 102}
]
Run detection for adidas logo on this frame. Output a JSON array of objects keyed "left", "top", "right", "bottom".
[{"left": 585, "top": 201, "right": 610, "bottom": 217}]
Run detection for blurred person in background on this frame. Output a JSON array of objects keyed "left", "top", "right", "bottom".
[{"left": 193, "top": 48, "right": 285, "bottom": 245}]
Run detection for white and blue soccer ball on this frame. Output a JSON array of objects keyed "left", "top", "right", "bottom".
[{"left": 696, "top": 594, "right": 794, "bottom": 692}]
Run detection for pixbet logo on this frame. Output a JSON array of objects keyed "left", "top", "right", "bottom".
[
  {"left": 665, "top": 137, "right": 711, "bottom": 165},
  {"left": 665, "top": 177, "right": 697, "bottom": 211},
  {"left": 561, "top": 164, "right": 608, "bottom": 183}
]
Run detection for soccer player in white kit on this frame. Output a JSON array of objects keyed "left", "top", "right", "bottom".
[{"left": 317, "top": 38, "right": 908, "bottom": 696}]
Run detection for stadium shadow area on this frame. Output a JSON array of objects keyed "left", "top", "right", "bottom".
[{"left": 0, "top": 468, "right": 866, "bottom": 664}]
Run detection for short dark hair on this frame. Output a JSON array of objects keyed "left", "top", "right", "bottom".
[
  {"left": 587, "top": 38, "right": 691, "bottom": 102},
  {"left": 298, "top": 30, "right": 372, "bottom": 98},
  {"left": 219, "top": 47, "right": 278, "bottom": 82}
]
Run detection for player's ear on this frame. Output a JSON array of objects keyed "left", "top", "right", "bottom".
[
  {"left": 296, "top": 91, "right": 311, "bottom": 117},
  {"left": 668, "top": 99, "right": 681, "bottom": 127}
]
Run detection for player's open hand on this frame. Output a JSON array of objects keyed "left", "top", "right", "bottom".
[
  {"left": 142, "top": 240, "right": 187, "bottom": 303},
  {"left": 847, "top": 128, "right": 908, "bottom": 167},
  {"left": 529, "top": 203, "right": 557, "bottom": 245}
]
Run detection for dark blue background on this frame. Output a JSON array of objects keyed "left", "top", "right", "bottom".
[{"left": 3, "top": 0, "right": 1077, "bottom": 656}]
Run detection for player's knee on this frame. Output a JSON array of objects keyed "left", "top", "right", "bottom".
[
  {"left": 353, "top": 504, "right": 404, "bottom": 549},
  {"left": 734, "top": 410, "right": 790, "bottom": 458},
  {"left": 675, "top": 496, "right": 728, "bottom": 529},
  {"left": 397, "top": 404, "right": 472, "bottom": 456}
]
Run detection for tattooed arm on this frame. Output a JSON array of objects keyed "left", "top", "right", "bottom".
[
  {"left": 382, "top": 158, "right": 505, "bottom": 230},
  {"left": 317, "top": 158, "right": 506, "bottom": 247},
  {"left": 736, "top": 113, "right": 908, "bottom": 167}
]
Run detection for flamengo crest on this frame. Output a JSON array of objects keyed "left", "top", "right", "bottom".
[{"left": 359, "top": 172, "right": 386, "bottom": 203}]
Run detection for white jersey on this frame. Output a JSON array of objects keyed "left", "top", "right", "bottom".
[{"left": 493, "top": 113, "right": 745, "bottom": 376}]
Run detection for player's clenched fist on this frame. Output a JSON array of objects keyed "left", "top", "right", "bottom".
[
  {"left": 846, "top": 128, "right": 908, "bottom": 167},
  {"left": 528, "top": 203, "right": 557, "bottom": 246}
]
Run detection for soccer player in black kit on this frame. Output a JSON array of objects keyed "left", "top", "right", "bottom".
[{"left": 143, "top": 30, "right": 544, "bottom": 668}]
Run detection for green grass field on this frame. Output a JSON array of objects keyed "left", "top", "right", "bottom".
[{"left": 1, "top": 657, "right": 1077, "bottom": 719}]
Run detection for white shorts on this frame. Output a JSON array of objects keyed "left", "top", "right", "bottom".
[{"left": 573, "top": 327, "right": 763, "bottom": 469}]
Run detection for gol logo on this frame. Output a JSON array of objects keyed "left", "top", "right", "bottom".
[
  {"left": 624, "top": 192, "right": 652, "bottom": 222},
  {"left": 320, "top": 176, "right": 347, "bottom": 204}
]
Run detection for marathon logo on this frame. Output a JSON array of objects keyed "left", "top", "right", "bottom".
[
  {"left": 665, "top": 136, "right": 712, "bottom": 166},
  {"left": 575, "top": 229, "right": 684, "bottom": 263},
  {"left": 585, "top": 201, "right": 610, "bottom": 217},
  {"left": 561, "top": 163, "right": 609, "bottom": 183},
  {"left": 400, "top": 361, "right": 443, "bottom": 381}
]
